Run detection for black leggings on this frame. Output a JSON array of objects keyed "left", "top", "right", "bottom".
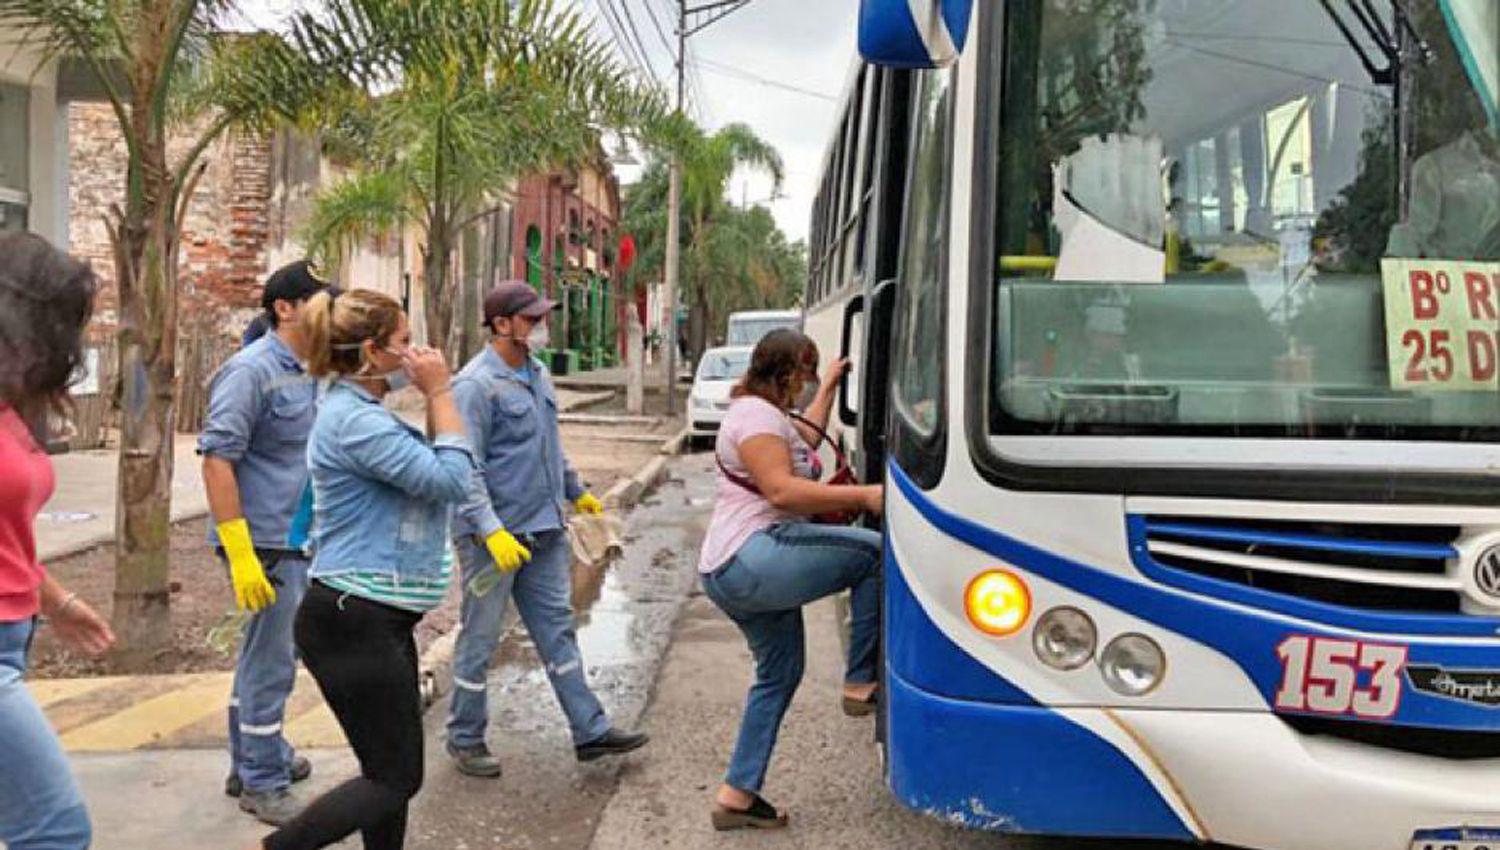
[{"left": 264, "top": 581, "right": 424, "bottom": 850}]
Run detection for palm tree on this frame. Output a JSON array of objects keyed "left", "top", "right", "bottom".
[
  {"left": 0, "top": 1, "right": 348, "bottom": 667},
  {"left": 292, "top": 0, "right": 663, "bottom": 356},
  {"left": 630, "top": 120, "right": 786, "bottom": 356}
]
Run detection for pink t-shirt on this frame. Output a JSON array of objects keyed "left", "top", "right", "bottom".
[{"left": 697, "top": 396, "right": 820, "bottom": 573}]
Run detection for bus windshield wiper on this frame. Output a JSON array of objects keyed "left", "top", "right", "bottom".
[{"left": 1318, "top": 0, "right": 1432, "bottom": 86}]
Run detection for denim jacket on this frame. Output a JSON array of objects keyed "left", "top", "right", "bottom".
[
  {"left": 197, "top": 333, "right": 317, "bottom": 550},
  {"left": 452, "top": 347, "right": 585, "bottom": 539},
  {"left": 307, "top": 381, "right": 475, "bottom": 582}
]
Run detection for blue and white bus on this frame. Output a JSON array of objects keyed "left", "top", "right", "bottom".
[{"left": 808, "top": 1, "right": 1500, "bottom": 848}]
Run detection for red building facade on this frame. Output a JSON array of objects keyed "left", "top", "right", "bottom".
[{"left": 508, "top": 159, "right": 631, "bottom": 371}]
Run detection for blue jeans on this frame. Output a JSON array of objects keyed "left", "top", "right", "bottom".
[
  {"left": 446, "top": 530, "right": 610, "bottom": 749},
  {"left": 701, "top": 523, "right": 881, "bottom": 793},
  {"left": 0, "top": 619, "right": 91, "bottom": 849},
  {"left": 228, "top": 552, "right": 310, "bottom": 793}
]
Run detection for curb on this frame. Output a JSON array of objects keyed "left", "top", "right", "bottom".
[
  {"left": 416, "top": 425, "right": 688, "bottom": 711},
  {"left": 39, "top": 506, "right": 212, "bottom": 564},
  {"left": 559, "top": 389, "right": 616, "bottom": 413}
]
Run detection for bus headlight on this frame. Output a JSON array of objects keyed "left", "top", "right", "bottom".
[
  {"left": 1033, "top": 607, "right": 1096, "bottom": 670},
  {"left": 1099, "top": 633, "right": 1166, "bottom": 696},
  {"left": 963, "top": 570, "right": 1030, "bottom": 637}
]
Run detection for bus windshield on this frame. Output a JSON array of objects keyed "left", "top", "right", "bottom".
[{"left": 991, "top": 0, "right": 1500, "bottom": 441}]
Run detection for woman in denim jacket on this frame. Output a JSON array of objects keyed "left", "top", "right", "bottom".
[{"left": 259, "top": 289, "right": 474, "bottom": 850}]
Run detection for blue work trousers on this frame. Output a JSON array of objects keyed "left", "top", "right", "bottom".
[
  {"left": 0, "top": 619, "right": 91, "bottom": 849},
  {"left": 701, "top": 523, "right": 881, "bottom": 794},
  {"left": 446, "top": 530, "right": 609, "bottom": 749},
  {"left": 228, "top": 552, "right": 310, "bottom": 793}
]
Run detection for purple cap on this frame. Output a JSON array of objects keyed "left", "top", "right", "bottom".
[{"left": 483, "top": 280, "right": 558, "bottom": 327}]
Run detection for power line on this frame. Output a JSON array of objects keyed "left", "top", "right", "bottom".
[
  {"left": 594, "top": 0, "right": 657, "bottom": 86},
  {"left": 641, "top": 0, "right": 676, "bottom": 58},
  {"left": 615, "top": 0, "right": 664, "bottom": 86},
  {"left": 685, "top": 40, "right": 710, "bottom": 122},
  {"left": 695, "top": 57, "right": 838, "bottom": 102}
]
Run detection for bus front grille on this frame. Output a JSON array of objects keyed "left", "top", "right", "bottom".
[
  {"left": 1279, "top": 714, "right": 1500, "bottom": 760},
  {"left": 1140, "top": 516, "right": 1464, "bottom": 614}
]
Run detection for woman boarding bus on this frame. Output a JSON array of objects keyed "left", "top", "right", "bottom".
[{"left": 830, "top": 2, "right": 1500, "bottom": 848}]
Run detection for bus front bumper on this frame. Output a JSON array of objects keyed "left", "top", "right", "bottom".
[{"left": 887, "top": 669, "right": 1500, "bottom": 850}]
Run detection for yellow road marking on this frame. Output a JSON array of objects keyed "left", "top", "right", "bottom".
[
  {"left": 27, "top": 676, "right": 130, "bottom": 709},
  {"left": 283, "top": 703, "right": 347, "bottom": 749},
  {"left": 60, "top": 674, "right": 232, "bottom": 752}
]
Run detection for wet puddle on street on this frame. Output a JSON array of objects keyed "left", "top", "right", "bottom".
[{"left": 488, "top": 455, "right": 716, "bottom": 724}]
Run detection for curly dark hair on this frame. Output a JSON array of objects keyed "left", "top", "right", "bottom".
[
  {"left": 0, "top": 233, "right": 98, "bottom": 420},
  {"left": 732, "top": 328, "right": 817, "bottom": 409}
]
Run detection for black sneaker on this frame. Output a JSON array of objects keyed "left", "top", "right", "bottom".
[
  {"left": 225, "top": 756, "right": 312, "bottom": 798},
  {"left": 575, "top": 728, "right": 650, "bottom": 762}
]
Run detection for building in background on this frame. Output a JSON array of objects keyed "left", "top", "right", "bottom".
[
  {"left": 0, "top": 44, "right": 75, "bottom": 245},
  {"left": 509, "top": 152, "right": 628, "bottom": 374},
  {"left": 66, "top": 106, "right": 413, "bottom": 341}
]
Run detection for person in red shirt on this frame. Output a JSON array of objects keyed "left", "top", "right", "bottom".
[{"left": 0, "top": 233, "right": 115, "bottom": 849}]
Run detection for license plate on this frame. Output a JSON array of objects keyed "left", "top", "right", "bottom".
[{"left": 1412, "top": 828, "right": 1500, "bottom": 850}]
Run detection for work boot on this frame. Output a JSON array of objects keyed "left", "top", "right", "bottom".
[
  {"left": 447, "top": 741, "right": 503, "bottom": 778},
  {"left": 224, "top": 755, "right": 312, "bottom": 798},
  {"left": 575, "top": 728, "right": 650, "bottom": 762},
  {"left": 238, "top": 788, "right": 302, "bottom": 827}
]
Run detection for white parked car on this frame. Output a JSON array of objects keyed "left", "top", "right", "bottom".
[
  {"left": 688, "top": 346, "right": 753, "bottom": 443},
  {"left": 725, "top": 309, "right": 801, "bottom": 347}
]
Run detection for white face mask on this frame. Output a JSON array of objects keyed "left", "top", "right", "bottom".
[
  {"left": 525, "top": 321, "right": 550, "bottom": 351},
  {"left": 382, "top": 366, "right": 412, "bottom": 391},
  {"left": 377, "top": 347, "right": 411, "bottom": 391}
]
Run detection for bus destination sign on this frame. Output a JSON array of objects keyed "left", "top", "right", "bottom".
[{"left": 1382, "top": 258, "right": 1500, "bottom": 391}]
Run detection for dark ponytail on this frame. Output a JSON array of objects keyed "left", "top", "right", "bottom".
[{"left": 0, "top": 233, "right": 98, "bottom": 421}]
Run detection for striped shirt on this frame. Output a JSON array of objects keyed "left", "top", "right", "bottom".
[{"left": 319, "top": 547, "right": 454, "bottom": 614}]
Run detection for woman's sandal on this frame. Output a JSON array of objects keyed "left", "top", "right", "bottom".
[
  {"left": 841, "top": 688, "right": 879, "bottom": 717},
  {"left": 711, "top": 793, "right": 790, "bottom": 831}
]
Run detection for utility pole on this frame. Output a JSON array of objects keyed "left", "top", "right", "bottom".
[
  {"left": 664, "top": 0, "right": 752, "bottom": 415},
  {"left": 664, "top": 0, "right": 685, "bottom": 414}
]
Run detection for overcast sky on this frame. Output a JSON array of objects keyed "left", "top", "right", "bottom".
[
  {"left": 236, "top": 0, "right": 858, "bottom": 243},
  {"left": 596, "top": 0, "right": 858, "bottom": 242}
]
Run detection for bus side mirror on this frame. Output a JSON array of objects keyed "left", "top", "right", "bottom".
[{"left": 858, "top": 0, "right": 974, "bottom": 69}]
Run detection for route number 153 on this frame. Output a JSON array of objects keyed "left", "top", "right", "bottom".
[{"left": 1273, "top": 635, "right": 1406, "bottom": 719}]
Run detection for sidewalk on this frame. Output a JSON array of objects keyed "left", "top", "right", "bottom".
[{"left": 37, "top": 436, "right": 207, "bottom": 562}]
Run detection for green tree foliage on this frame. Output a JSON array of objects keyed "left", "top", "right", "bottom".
[
  {"left": 623, "top": 121, "right": 799, "bottom": 356},
  {"left": 290, "top": 0, "right": 663, "bottom": 355}
]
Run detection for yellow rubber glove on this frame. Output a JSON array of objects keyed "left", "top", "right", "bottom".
[
  {"left": 468, "top": 529, "right": 533, "bottom": 597},
  {"left": 217, "top": 518, "right": 276, "bottom": 613},
  {"left": 574, "top": 492, "right": 604, "bottom": 515},
  {"left": 486, "top": 528, "right": 532, "bottom": 573}
]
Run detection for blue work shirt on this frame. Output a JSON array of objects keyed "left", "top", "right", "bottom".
[
  {"left": 453, "top": 347, "right": 585, "bottom": 539},
  {"left": 307, "top": 381, "right": 475, "bottom": 583},
  {"left": 198, "top": 333, "right": 316, "bottom": 551}
]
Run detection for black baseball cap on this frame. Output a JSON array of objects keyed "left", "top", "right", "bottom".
[
  {"left": 482, "top": 280, "right": 559, "bottom": 328},
  {"left": 260, "top": 260, "right": 330, "bottom": 313}
]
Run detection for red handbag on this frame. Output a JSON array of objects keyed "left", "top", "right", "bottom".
[{"left": 716, "top": 412, "right": 862, "bottom": 525}]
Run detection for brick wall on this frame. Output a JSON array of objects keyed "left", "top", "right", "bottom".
[{"left": 68, "top": 103, "right": 274, "bottom": 335}]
